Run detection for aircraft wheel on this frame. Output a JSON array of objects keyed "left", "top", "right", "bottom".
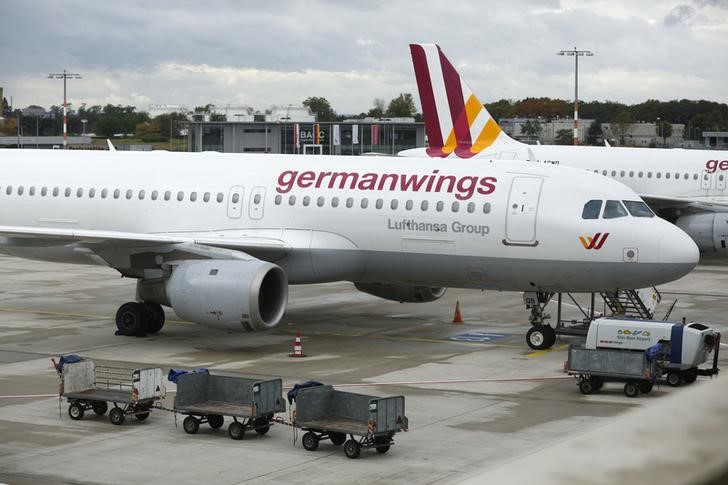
[
  {"left": 115, "top": 302, "right": 148, "bottom": 336},
  {"left": 144, "top": 303, "right": 165, "bottom": 334},
  {"left": 526, "top": 326, "right": 550, "bottom": 350}
]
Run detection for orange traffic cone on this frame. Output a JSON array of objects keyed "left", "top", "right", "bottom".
[
  {"left": 289, "top": 330, "right": 306, "bottom": 357},
  {"left": 452, "top": 301, "right": 463, "bottom": 324}
]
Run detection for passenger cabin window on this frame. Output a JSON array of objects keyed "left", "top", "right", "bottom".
[
  {"left": 151, "top": 190, "right": 158, "bottom": 200},
  {"left": 603, "top": 200, "right": 628, "bottom": 219},
  {"left": 375, "top": 198, "right": 383, "bottom": 209},
  {"left": 203, "top": 192, "right": 210, "bottom": 202},
  {"left": 101, "top": 188, "right": 108, "bottom": 199},
  {"left": 582, "top": 199, "right": 602, "bottom": 219},
  {"left": 483, "top": 202, "right": 491, "bottom": 214},
  {"left": 164, "top": 191, "right": 171, "bottom": 201},
  {"left": 436, "top": 201, "right": 444, "bottom": 212},
  {"left": 289, "top": 195, "right": 296, "bottom": 206},
  {"left": 176, "top": 191, "right": 184, "bottom": 201},
  {"left": 405, "top": 200, "right": 413, "bottom": 210},
  {"left": 190, "top": 192, "right": 197, "bottom": 202},
  {"left": 18, "top": 186, "right": 24, "bottom": 196},
  {"left": 623, "top": 200, "right": 655, "bottom": 217},
  {"left": 41, "top": 187, "right": 48, "bottom": 196},
  {"left": 216, "top": 193, "right": 224, "bottom": 203},
  {"left": 65, "top": 188, "right": 71, "bottom": 197},
  {"left": 138, "top": 190, "right": 145, "bottom": 200},
  {"left": 390, "top": 199, "right": 398, "bottom": 210},
  {"left": 274, "top": 195, "right": 282, "bottom": 205},
  {"left": 126, "top": 189, "right": 133, "bottom": 200},
  {"left": 317, "top": 196, "right": 324, "bottom": 207},
  {"left": 304, "top": 196, "right": 311, "bottom": 207},
  {"left": 346, "top": 197, "right": 353, "bottom": 208},
  {"left": 360, "top": 198, "right": 368, "bottom": 209},
  {"left": 421, "top": 200, "right": 428, "bottom": 211},
  {"left": 89, "top": 188, "right": 95, "bottom": 198}
]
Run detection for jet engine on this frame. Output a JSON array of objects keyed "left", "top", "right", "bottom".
[
  {"left": 354, "top": 282, "right": 446, "bottom": 303},
  {"left": 138, "top": 259, "right": 288, "bottom": 331},
  {"left": 675, "top": 213, "right": 728, "bottom": 253}
]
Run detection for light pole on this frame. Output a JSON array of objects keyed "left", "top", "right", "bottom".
[
  {"left": 81, "top": 119, "right": 87, "bottom": 136},
  {"left": 48, "top": 70, "right": 82, "bottom": 149},
  {"left": 557, "top": 48, "right": 593, "bottom": 145},
  {"left": 656, "top": 117, "right": 661, "bottom": 147}
]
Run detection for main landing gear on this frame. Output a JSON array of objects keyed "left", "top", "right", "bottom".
[{"left": 115, "top": 302, "right": 165, "bottom": 337}]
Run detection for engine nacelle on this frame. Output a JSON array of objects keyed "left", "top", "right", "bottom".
[
  {"left": 138, "top": 259, "right": 288, "bottom": 331},
  {"left": 675, "top": 213, "right": 728, "bottom": 253},
  {"left": 354, "top": 282, "right": 446, "bottom": 303}
]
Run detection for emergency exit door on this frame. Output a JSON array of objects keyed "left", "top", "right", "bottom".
[{"left": 504, "top": 177, "right": 543, "bottom": 245}]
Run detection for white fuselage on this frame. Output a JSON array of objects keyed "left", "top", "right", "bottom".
[
  {"left": 0, "top": 150, "right": 698, "bottom": 292},
  {"left": 401, "top": 145, "right": 728, "bottom": 203}
]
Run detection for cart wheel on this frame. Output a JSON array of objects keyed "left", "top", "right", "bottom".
[
  {"left": 183, "top": 416, "right": 200, "bottom": 434},
  {"left": 109, "top": 407, "right": 125, "bottom": 425},
  {"left": 344, "top": 439, "right": 361, "bottom": 459},
  {"left": 579, "top": 379, "right": 595, "bottom": 395},
  {"left": 375, "top": 437, "right": 390, "bottom": 454},
  {"left": 638, "top": 381, "right": 653, "bottom": 394},
  {"left": 92, "top": 401, "right": 108, "bottom": 415},
  {"left": 302, "top": 431, "right": 319, "bottom": 451},
  {"left": 624, "top": 381, "right": 640, "bottom": 398},
  {"left": 208, "top": 414, "right": 224, "bottom": 429},
  {"left": 666, "top": 372, "right": 682, "bottom": 387},
  {"left": 68, "top": 401, "right": 84, "bottom": 420},
  {"left": 329, "top": 432, "right": 346, "bottom": 446},
  {"left": 228, "top": 421, "right": 245, "bottom": 440},
  {"left": 592, "top": 376, "right": 604, "bottom": 390},
  {"left": 135, "top": 412, "right": 150, "bottom": 421},
  {"left": 681, "top": 370, "right": 698, "bottom": 384},
  {"left": 253, "top": 417, "right": 270, "bottom": 435}
]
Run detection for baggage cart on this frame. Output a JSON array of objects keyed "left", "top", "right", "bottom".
[
  {"left": 294, "top": 384, "right": 408, "bottom": 459},
  {"left": 173, "top": 371, "right": 286, "bottom": 440},
  {"left": 56, "top": 358, "right": 165, "bottom": 425},
  {"left": 565, "top": 344, "right": 659, "bottom": 398}
]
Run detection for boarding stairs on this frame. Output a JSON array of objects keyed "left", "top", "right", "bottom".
[{"left": 599, "top": 288, "right": 661, "bottom": 320}]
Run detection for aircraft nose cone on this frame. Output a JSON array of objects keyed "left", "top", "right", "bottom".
[{"left": 659, "top": 225, "right": 699, "bottom": 276}]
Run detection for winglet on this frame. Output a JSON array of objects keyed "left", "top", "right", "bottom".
[
  {"left": 409, "top": 44, "right": 519, "bottom": 158},
  {"left": 107, "top": 139, "right": 116, "bottom": 151}
]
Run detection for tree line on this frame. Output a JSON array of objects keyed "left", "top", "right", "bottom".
[
  {"left": 487, "top": 97, "right": 728, "bottom": 140},
  {"left": 3, "top": 94, "right": 727, "bottom": 143}
]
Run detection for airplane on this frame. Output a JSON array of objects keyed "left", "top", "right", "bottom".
[
  {"left": 0, "top": 149, "right": 697, "bottom": 349},
  {"left": 404, "top": 43, "right": 728, "bottom": 257}
]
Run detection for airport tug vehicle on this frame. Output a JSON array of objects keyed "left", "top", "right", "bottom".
[{"left": 565, "top": 318, "right": 720, "bottom": 397}]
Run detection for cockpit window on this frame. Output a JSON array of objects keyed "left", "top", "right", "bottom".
[
  {"left": 603, "top": 200, "right": 628, "bottom": 219},
  {"left": 623, "top": 200, "right": 655, "bottom": 218},
  {"left": 582, "top": 199, "right": 602, "bottom": 219}
]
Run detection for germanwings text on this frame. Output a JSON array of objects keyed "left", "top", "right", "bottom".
[{"left": 276, "top": 169, "right": 497, "bottom": 201}]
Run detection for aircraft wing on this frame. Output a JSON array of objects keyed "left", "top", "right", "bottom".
[
  {"left": 0, "top": 225, "right": 291, "bottom": 276},
  {"left": 640, "top": 194, "right": 728, "bottom": 213}
]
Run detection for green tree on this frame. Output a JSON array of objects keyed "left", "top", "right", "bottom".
[
  {"left": 586, "top": 120, "right": 603, "bottom": 146},
  {"left": 520, "top": 119, "right": 542, "bottom": 137},
  {"left": 554, "top": 129, "right": 572, "bottom": 145},
  {"left": 612, "top": 111, "right": 635, "bottom": 146},
  {"left": 386, "top": 93, "right": 416, "bottom": 117},
  {"left": 302, "top": 96, "right": 336, "bottom": 121},
  {"left": 656, "top": 120, "right": 673, "bottom": 147}
]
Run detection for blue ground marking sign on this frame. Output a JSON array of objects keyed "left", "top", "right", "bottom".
[{"left": 449, "top": 331, "right": 508, "bottom": 343}]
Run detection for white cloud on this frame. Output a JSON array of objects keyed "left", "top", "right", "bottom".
[{"left": 2, "top": 0, "right": 727, "bottom": 113}]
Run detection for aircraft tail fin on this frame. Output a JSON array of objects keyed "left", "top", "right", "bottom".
[{"left": 409, "top": 44, "right": 519, "bottom": 158}]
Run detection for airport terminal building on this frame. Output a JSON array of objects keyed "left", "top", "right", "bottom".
[{"left": 186, "top": 118, "right": 425, "bottom": 155}]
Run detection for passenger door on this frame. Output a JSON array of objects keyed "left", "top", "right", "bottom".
[{"left": 504, "top": 177, "right": 543, "bottom": 246}]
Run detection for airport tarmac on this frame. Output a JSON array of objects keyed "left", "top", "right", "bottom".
[{"left": 0, "top": 255, "right": 726, "bottom": 485}]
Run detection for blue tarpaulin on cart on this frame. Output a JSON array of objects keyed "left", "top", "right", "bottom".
[
  {"left": 167, "top": 368, "right": 209, "bottom": 383},
  {"left": 57, "top": 354, "right": 83, "bottom": 371},
  {"left": 287, "top": 381, "right": 323, "bottom": 404}
]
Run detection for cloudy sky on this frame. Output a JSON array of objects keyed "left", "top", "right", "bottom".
[{"left": 2, "top": 0, "right": 727, "bottom": 115}]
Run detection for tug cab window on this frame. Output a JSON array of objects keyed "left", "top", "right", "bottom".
[
  {"left": 581, "top": 199, "right": 602, "bottom": 219},
  {"left": 603, "top": 200, "right": 628, "bottom": 219},
  {"left": 623, "top": 200, "right": 655, "bottom": 217}
]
